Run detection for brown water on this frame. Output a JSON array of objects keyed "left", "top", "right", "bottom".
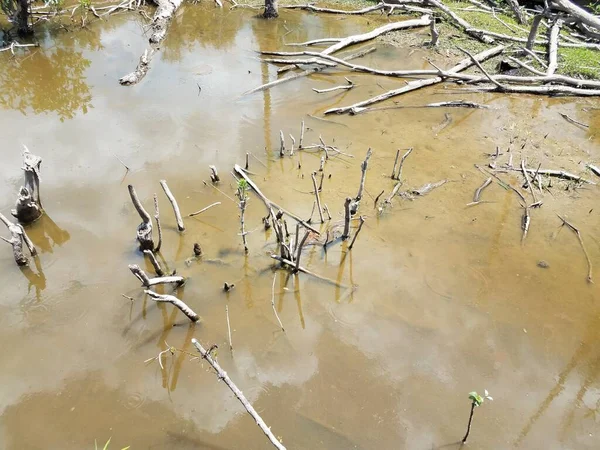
[{"left": 1, "top": 4, "right": 600, "bottom": 449}]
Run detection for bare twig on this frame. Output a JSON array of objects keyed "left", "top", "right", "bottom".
[
  {"left": 226, "top": 305, "right": 233, "bottom": 351},
  {"left": 146, "top": 290, "right": 199, "bottom": 322},
  {"left": 160, "top": 180, "right": 185, "bottom": 232},
  {"left": 311, "top": 172, "right": 325, "bottom": 223},
  {"left": 153, "top": 193, "right": 162, "bottom": 253},
  {"left": 191, "top": 338, "right": 286, "bottom": 449},
  {"left": 129, "top": 264, "right": 184, "bottom": 287},
  {"left": 271, "top": 273, "right": 285, "bottom": 332},
  {"left": 348, "top": 216, "right": 365, "bottom": 250},
  {"left": 144, "top": 249, "right": 165, "bottom": 276},
  {"left": 559, "top": 112, "right": 589, "bottom": 128},
  {"left": 557, "top": 215, "right": 593, "bottom": 283},
  {"left": 188, "top": 202, "right": 221, "bottom": 217}
]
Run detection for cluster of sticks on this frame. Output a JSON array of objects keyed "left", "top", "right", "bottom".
[
  {"left": 251, "top": 0, "right": 600, "bottom": 113},
  {"left": 471, "top": 144, "right": 598, "bottom": 282},
  {"left": 0, "top": 147, "right": 43, "bottom": 266}
]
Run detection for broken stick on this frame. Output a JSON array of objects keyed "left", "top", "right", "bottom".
[
  {"left": 146, "top": 290, "right": 199, "bottom": 322},
  {"left": 160, "top": 180, "right": 185, "bottom": 232}
]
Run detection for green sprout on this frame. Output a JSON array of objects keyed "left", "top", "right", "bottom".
[
  {"left": 462, "top": 389, "right": 493, "bottom": 443},
  {"left": 94, "top": 437, "right": 130, "bottom": 450},
  {"left": 80, "top": 0, "right": 92, "bottom": 8}
]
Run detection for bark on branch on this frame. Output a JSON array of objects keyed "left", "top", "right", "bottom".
[{"left": 12, "top": 146, "right": 43, "bottom": 224}]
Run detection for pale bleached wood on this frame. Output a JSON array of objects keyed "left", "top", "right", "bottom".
[
  {"left": 547, "top": 19, "right": 562, "bottom": 76},
  {"left": 146, "top": 290, "right": 199, "bottom": 322},
  {"left": 160, "top": 179, "right": 185, "bottom": 232}
]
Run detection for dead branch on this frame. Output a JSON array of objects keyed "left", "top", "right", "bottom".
[
  {"left": 521, "top": 159, "right": 538, "bottom": 204},
  {"left": 146, "top": 290, "right": 199, "bottom": 322},
  {"left": 191, "top": 338, "right": 286, "bottom": 449},
  {"left": 430, "top": 17, "right": 439, "bottom": 46},
  {"left": 351, "top": 148, "right": 372, "bottom": 213},
  {"left": 325, "top": 45, "right": 504, "bottom": 114},
  {"left": 160, "top": 180, "right": 185, "bottom": 232},
  {"left": 312, "top": 78, "right": 354, "bottom": 93},
  {"left": 129, "top": 264, "right": 184, "bottom": 287},
  {"left": 547, "top": 19, "right": 562, "bottom": 75},
  {"left": 412, "top": 179, "right": 447, "bottom": 196},
  {"left": 467, "top": 177, "right": 492, "bottom": 205},
  {"left": 188, "top": 202, "right": 221, "bottom": 217},
  {"left": 0, "top": 212, "right": 35, "bottom": 266},
  {"left": 505, "top": 0, "right": 526, "bottom": 24},
  {"left": 282, "top": 2, "right": 384, "bottom": 14},
  {"left": 510, "top": 166, "right": 595, "bottom": 184},
  {"left": 209, "top": 165, "right": 220, "bottom": 183},
  {"left": 391, "top": 150, "right": 401, "bottom": 180},
  {"left": 348, "top": 216, "right": 365, "bottom": 250},
  {"left": 526, "top": 15, "right": 543, "bottom": 50},
  {"left": 225, "top": 305, "right": 233, "bottom": 350},
  {"left": 521, "top": 206, "right": 531, "bottom": 244},
  {"left": 557, "top": 215, "right": 593, "bottom": 283},
  {"left": 559, "top": 112, "right": 589, "bottom": 128},
  {"left": 311, "top": 172, "right": 325, "bottom": 223},
  {"left": 128, "top": 185, "right": 154, "bottom": 251},
  {"left": 271, "top": 254, "right": 348, "bottom": 288},
  {"left": 234, "top": 165, "right": 319, "bottom": 234},
  {"left": 551, "top": 0, "right": 600, "bottom": 33},
  {"left": 425, "top": 0, "right": 494, "bottom": 43},
  {"left": 587, "top": 164, "right": 600, "bottom": 178},
  {"left": 342, "top": 197, "right": 352, "bottom": 239},
  {"left": 144, "top": 249, "right": 164, "bottom": 276},
  {"left": 394, "top": 147, "right": 413, "bottom": 181}
]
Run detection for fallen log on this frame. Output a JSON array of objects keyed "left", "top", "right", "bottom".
[
  {"left": 551, "top": 0, "right": 600, "bottom": 33},
  {"left": 191, "top": 338, "right": 286, "bottom": 450},
  {"left": 282, "top": 2, "right": 385, "bottom": 14},
  {"left": 325, "top": 44, "right": 504, "bottom": 114},
  {"left": 119, "top": 0, "right": 182, "bottom": 85}
]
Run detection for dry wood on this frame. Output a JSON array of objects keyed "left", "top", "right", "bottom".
[
  {"left": 526, "top": 15, "right": 543, "bottom": 51},
  {"left": 146, "top": 290, "right": 199, "bottom": 322},
  {"left": 511, "top": 166, "right": 595, "bottom": 184},
  {"left": 12, "top": 147, "right": 43, "bottom": 224},
  {"left": 188, "top": 202, "right": 221, "bottom": 217},
  {"left": 460, "top": 83, "right": 600, "bottom": 97},
  {"left": 342, "top": 197, "right": 352, "bottom": 239},
  {"left": 153, "top": 193, "right": 162, "bottom": 253},
  {"left": 295, "top": 229, "right": 310, "bottom": 272},
  {"left": 160, "top": 180, "right": 185, "bottom": 232},
  {"left": 312, "top": 78, "right": 354, "bottom": 93},
  {"left": 233, "top": 165, "right": 320, "bottom": 234},
  {"left": 246, "top": 47, "right": 376, "bottom": 96},
  {"left": 0, "top": 212, "right": 36, "bottom": 266},
  {"left": 271, "top": 254, "right": 348, "bottom": 288},
  {"left": 237, "top": 183, "right": 249, "bottom": 254},
  {"left": 547, "top": 19, "right": 562, "bottom": 75},
  {"left": 559, "top": 112, "right": 589, "bottom": 128},
  {"left": 289, "top": 134, "right": 296, "bottom": 155},
  {"left": 351, "top": 148, "right": 372, "bottom": 213},
  {"left": 412, "top": 179, "right": 447, "bottom": 196},
  {"left": 557, "top": 215, "right": 593, "bottom": 283},
  {"left": 311, "top": 172, "right": 325, "bottom": 223},
  {"left": 467, "top": 176, "right": 492, "bottom": 205},
  {"left": 395, "top": 147, "right": 413, "bottom": 182},
  {"left": 374, "top": 189, "right": 385, "bottom": 208},
  {"left": 129, "top": 264, "right": 184, "bottom": 287},
  {"left": 521, "top": 206, "right": 530, "bottom": 244},
  {"left": 279, "top": 130, "right": 285, "bottom": 157},
  {"left": 144, "top": 249, "right": 164, "bottom": 276},
  {"left": 458, "top": 46, "right": 504, "bottom": 89},
  {"left": 299, "top": 120, "right": 305, "bottom": 149},
  {"left": 348, "top": 216, "right": 365, "bottom": 250},
  {"left": 391, "top": 150, "right": 401, "bottom": 179},
  {"left": 325, "top": 45, "right": 504, "bottom": 114},
  {"left": 521, "top": 159, "right": 538, "bottom": 204},
  {"left": 425, "top": 0, "right": 494, "bottom": 43},
  {"left": 271, "top": 273, "right": 285, "bottom": 332},
  {"left": 430, "top": 18, "right": 439, "bottom": 46},
  {"left": 551, "top": 0, "right": 600, "bottom": 33},
  {"left": 128, "top": 185, "right": 154, "bottom": 251},
  {"left": 209, "top": 165, "right": 221, "bottom": 183},
  {"left": 191, "top": 338, "right": 286, "bottom": 450},
  {"left": 587, "top": 164, "right": 600, "bottom": 178},
  {"left": 283, "top": 2, "right": 385, "bottom": 14},
  {"left": 476, "top": 164, "right": 526, "bottom": 205},
  {"left": 505, "top": 0, "right": 526, "bottom": 24}
]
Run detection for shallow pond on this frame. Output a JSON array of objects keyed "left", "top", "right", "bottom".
[{"left": 1, "top": 4, "right": 600, "bottom": 449}]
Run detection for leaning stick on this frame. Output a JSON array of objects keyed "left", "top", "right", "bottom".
[
  {"left": 160, "top": 180, "right": 185, "bottom": 232},
  {"left": 153, "top": 194, "right": 162, "bottom": 252},
  {"left": 391, "top": 149, "right": 401, "bottom": 179},
  {"left": 430, "top": 18, "right": 439, "bottom": 46},
  {"left": 144, "top": 249, "right": 164, "bottom": 276},
  {"left": 396, "top": 147, "right": 413, "bottom": 183},
  {"left": 295, "top": 229, "right": 310, "bottom": 272},
  {"left": 521, "top": 206, "right": 531, "bottom": 245},
  {"left": 547, "top": 19, "right": 562, "bottom": 76},
  {"left": 467, "top": 177, "right": 492, "bottom": 206},
  {"left": 271, "top": 274, "right": 285, "bottom": 332},
  {"left": 326, "top": 45, "right": 504, "bottom": 114},
  {"left": 279, "top": 131, "right": 285, "bottom": 157},
  {"left": 299, "top": 120, "right": 305, "bottom": 149},
  {"left": 233, "top": 165, "right": 319, "bottom": 234},
  {"left": 353, "top": 148, "right": 372, "bottom": 211},
  {"left": 348, "top": 216, "right": 365, "bottom": 250},
  {"left": 188, "top": 202, "right": 221, "bottom": 217},
  {"left": 311, "top": 172, "right": 325, "bottom": 223},
  {"left": 129, "top": 264, "right": 184, "bottom": 287},
  {"left": 145, "top": 290, "right": 199, "bottom": 322},
  {"left": 557, "top": 215, "right": 593, "bottom": 283},
  {"left": 191, "top": 338, "right": 286, "bottom": 450},
  {"left": 128, "top": 185, "right": 154, "bottom": 251},
  {"left": 342, "top": 197, "right": 352, "bottom": 239},
  {"left": 587, "top": 164, "right": 600, "bottom": 177},
  {"left": 226, "top": 305, "right": 233, "bottom": 351},
  {"left": 526, "top": 15, "right": 543, "bottom": 51},
  {"left": 271, "top": 254, "right": 348, "bottom": 288},
  {"left": 521, "top": 160, "right": 537, "bottom": 204}
]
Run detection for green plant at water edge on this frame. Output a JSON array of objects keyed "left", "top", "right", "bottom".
[
  {"left": 48, "top": 0, "right": 65, "bottom": 12},
  {"left": 589, "top": 1, "right": 600, "bottom": 15},
  {"left": 95, "top": 437, "right": 130, "bottom": 450},
  {"left": 80, "top": 0, "right": 92, "bottom": 8},
  {"left": 462, "top": 389, "right": 493, "bottom": 443}
]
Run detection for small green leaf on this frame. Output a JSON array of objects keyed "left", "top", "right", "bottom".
[{"left": 468, "top": 391, "right": 484, "bottom": 407}]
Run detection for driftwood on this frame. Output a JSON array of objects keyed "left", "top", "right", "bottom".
[
  {"left": 312, "top": 78, "right": 354, "bottom": 93},
  {"left": 129, "top": 264, "right": 184, "bottom": 287},
  {"left": 282, "top": 2, "right": 385, "bottom": 14},
  {"left": 153, "top": 193, "right": 162, "bottom": 253},
  {"left": 557, "top": 215, "right": 593, "bottom": 283},
  {"left": 510, "top": 166, "right": 595, "bottom": 184},
  {"left": 12, "top": 146, "right": 43, "bottom": 224},
  {"left": 551, "top": 0, "right": 600, "bottom": 33},
  {"left": 119, "top": 0, "right": 182, "bottom": 85},
  {"left": 325, "top": 45, "right": 504, "bottom": 114},
  {"left": 526, "top": 15, "right": 543, "bottom": 50},
  {"left": 160, "top": 180, "right": 185, "bottom": 232},
  {"left": 412, "top": 179, "right": 447, "bottom": 196},
  {"left": 191, "top": 338, "right": 286, "bottom": 450},
  {"left": 209, "top": 165, "right": 220, "bottom": 183},
  {"left": 505, "top": 0, "right": 526, "bottom": 25},
  {"left": 559, "top": 112, "right": 589, "bottom": 128},
  {"left": 144, "top": 249, "right": 164, "bottom": 276},
  {"left": 425, "top": 0, "right": 494, "bottom": 43},
  {"left": 233, "top": 165, "right": 319, "bottom": 234},
  {"left": 128, "top": 185, "right": 154, "bottom": 251},
  {"left": 467, "top": 177, "right": 492, "bottom": 206},
  {"left": 311, "top": 172, "right": 325, "bottom": 223},
  {"left": 0, "top": 212, "right": 36, "bottom": 266},
  {"left": 394, "top": 147, "right": 413, "bottom": 181},
  {"left": 145, "top": 290, "right": 199, "bottom": 322}
]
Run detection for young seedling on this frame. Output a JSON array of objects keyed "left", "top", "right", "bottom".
[
  {"left": 462, "top": 390, "right": 493, "bottom": 444},
  {"left": 236, "top": 179, "right": 249, "bottom": 253}
]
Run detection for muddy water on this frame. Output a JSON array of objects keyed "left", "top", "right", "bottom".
[{"left": 1, "top": 4, "right": 600, "bottom": 450}]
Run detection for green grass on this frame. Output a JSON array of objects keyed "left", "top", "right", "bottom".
[{"left": 559, "top": 47, "right": 600, "bottom": 79}]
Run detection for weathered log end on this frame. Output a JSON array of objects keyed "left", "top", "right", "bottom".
[
  {"left": 12, "top": 187, "right": 43, "bottom": 224},
  {"left": 137, "top": 222, "right": 155, "bottom": 251},
  {"left": 119, "top": 49, "right": 152, "bottom": 86}
]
